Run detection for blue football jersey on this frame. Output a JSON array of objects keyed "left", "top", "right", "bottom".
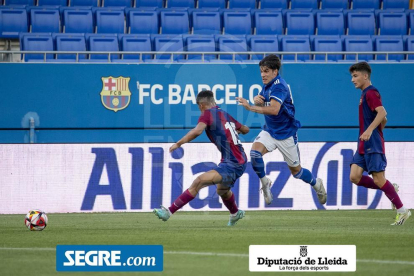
[{"left": 259, "top": 74, "right": 301, "bottom": 140}]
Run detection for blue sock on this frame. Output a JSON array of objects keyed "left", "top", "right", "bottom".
[
  {"left": 293, "top": 168, "right": 317, "bottom": 186},
  {"left": 250, "top": 150, "right": 265, "bottom": 178}
]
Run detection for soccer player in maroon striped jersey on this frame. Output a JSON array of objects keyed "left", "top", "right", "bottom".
[
  {"left": 349, "top": 62, "right": 411, "bottom": 225},
  {"left": 154, "top": 90, "right": 250, "bottom": 226}
]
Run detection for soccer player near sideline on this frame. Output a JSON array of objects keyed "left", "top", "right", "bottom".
[
  {"left": 153, "top": 90, "right": 250, "bottom": 226},
  {"left": 348, "top": 62, "right": 411, "bottom": 225},
  {"left": 236, "top": 54, "right": 327, "bottom": 206}
]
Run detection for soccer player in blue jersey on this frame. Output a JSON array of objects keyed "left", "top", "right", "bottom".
[
  {"left": 348, "top": 62, "right": 411, "bottom": 225},
  {"left": 236, "top": 54, "right": 327, "bottom": 205},
  {"left": 153, "top": 90, "right": 250, "bottom": 226}
]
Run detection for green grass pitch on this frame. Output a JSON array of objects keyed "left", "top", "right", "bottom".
[{"left": 0, "top": 210, "right": 413, "bottom": 276}]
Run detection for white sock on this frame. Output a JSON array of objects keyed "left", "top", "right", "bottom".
[{"left": 397, "top": 206, "right": 407, "bottom": 214}]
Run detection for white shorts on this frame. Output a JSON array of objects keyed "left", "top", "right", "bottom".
[{"left": 254, "top": 130, "right": 301, "bottom": 167}]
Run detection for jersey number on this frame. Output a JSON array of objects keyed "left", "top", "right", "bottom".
[{"left": 225, "top": 122, "right": 241, "bottom": 145}]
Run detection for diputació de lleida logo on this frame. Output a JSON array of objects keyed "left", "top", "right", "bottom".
[{"left": 100, "top": 76, "right": 131, "bottom": 112}]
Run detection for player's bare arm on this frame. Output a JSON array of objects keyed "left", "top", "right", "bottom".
[
  {"left": 360, "top": 106, "right": 387, "bottom": 141},
  {"left": 236, "top": 97, "right": 281, "bottom": 115},
  {"left": 237, "top": 125, "right": 250, "bottom": 135},
  {"left": 170, "top": 122, "right": 207, "bottom": 152},
  {"left": 381, "top": 116, "right": 387, "bottom": 130},
  {"left": 253, "top": 95, "right": 265, "bottom": 106}
]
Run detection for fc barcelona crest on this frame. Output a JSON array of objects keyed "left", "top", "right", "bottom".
[{"left": 100, "top": 76, "right": 131, "bottom": 112}]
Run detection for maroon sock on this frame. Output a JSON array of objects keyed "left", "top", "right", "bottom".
[
  {"left": 221, "top": 193, "right": 239, "bottom": 214},
  {"left": 168, "top": 189, "right": 195, "bottom": 214},
  {"left": 357, "top": 175, "right": 380, "bottom": 189},
  {"left": 380, "top": 180, "right": 403, "bottom": 209}
]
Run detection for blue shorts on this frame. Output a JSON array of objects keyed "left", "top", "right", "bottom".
[
  {"left": 351, "top": 152, "right": 387, "bottom": 174},
  {"left": 214, "top": 162, "right": 247, "bottom": 187}
]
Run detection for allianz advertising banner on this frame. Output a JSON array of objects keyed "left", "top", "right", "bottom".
[{"left": 1, "top": 142, "right": 413, "bottom": 214}]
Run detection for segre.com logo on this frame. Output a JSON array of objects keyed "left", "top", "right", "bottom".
[{"left": 56, "top": 245, "right": 163, "bottom": 272}]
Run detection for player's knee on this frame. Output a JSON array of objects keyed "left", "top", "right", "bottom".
[
  {"left": 350, "top": 174, "right": 361, "bottom": 184},
  {"left": 216, "top": 188, "right": 230, "bottom": 197},
  {"left": 372, "top": 177, "right": 383, "bottom": 186},
  {"left": 191, "top": 176, "right": 203, "bottom": 191}
]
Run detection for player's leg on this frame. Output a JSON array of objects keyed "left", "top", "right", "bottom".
[
  {"left": 278, "top": 136, "right": 326, "bottom": 204},
  {"left": 215, "top": 163, "right": 246, "bottom": 226},
  {"left": 349, "top": 152, "right": 379, "bottom": 189},
  {"left": 153, "top": 170, "right": 222, "bottom": 221},
  {"left": 250, "top": 131, "right": 275, "bottom": 205}
]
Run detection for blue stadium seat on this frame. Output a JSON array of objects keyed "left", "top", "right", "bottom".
[
  {"left": 63, "top": 8, "right": 93, "bottom": 33},
  {"left": 192, "top": 11, "right": 221, "bottom": 34},
  {"left": 153, "top": 34, "right": 184, "bottom": 61},
  {"left": 410, "top": 12, "right": 414, "bottom": 35},
  {"left": 135, "top": 0, "right": 163, "bottom": 8},
  {"left": 223, "top": 11, "right": 252, "bottom": 35},
  {"left": 260, "top": 0, "right": 288, "bottom": 9},
  {"left": 255, "top": 10, "right": 283, "bottom": 35},
  {"left": 290, "top": 0, "right": 319, "bottom": 9},
  {"left": 316, "top": 11, "right": 344, "bottom": 35},
  {"left": 186, "top": 35, "right": 216, "bottom": 60},
  {"left": 198, "top": 0, "right": 226, "bottom": 8},
  {"left": 217, "top": 35, "right": 248, "bottom": 61},
  {"left": 30, "top": 9, "right": 60, "bottom": 33},
  {"left": 405, "top": 35, "right": 414, "bottom": 60},
  {"left": 280, "top": 35, "right": 311, "bottom": 61},
  {"left": 103, "top": 0, "right": 133, "bottom": 8},
  {"left": 312, "top": 35, "right": 342, "bottom": 61},
  {"left": 379, "top": 12, "right": 407, "bottom": 35},
  {"left": 167, "top": 0, "right": 195, "bottom": 8},
  {"left": 20, "top": 33, "right": 54, "bottom": 62},
  {"left": 96, "top": 9, "right": 125, "bottom": 34},
  {"left": 119, "top": 34, "right": 152, "bottom": 61},
  {"left": 286, "top": 11, "right": 315, "bottom": 35},
  {"left": 38, "top": 0, "right": 67, "bottom": 6},
  {"left": 374, "top": 36, "right": 404, "bottom": 61},
  {"left": 88, "top": 34, "right": 119, "bottom": 61},
  {"left": 160, "top": 10, "right": 189, "bottom": 34},
  {"left": 321, "top": 0, "right": 348, "bottom": 9},
  {"left": 229, "top": 0, "right": 256, "bottom": 9},
  {"left": 347, "top": 11, "right": 376, "bottom": 35},
  {"left": 382, "top": 0, "right": 410, "bottom": 9},
  {"left": 54, "top": 33, "right": 87, "bottom": 61},
  {"left": 0, "top": 8, "right": 28, "bottom": 38},
  {"left": 128, "top": 10, "right": 158, "bottom": 34},
  {"left": 248, "top": 35, "right": 278, "bottom": 60},
  {"left": 352, "top": 0, "right": 380, "bottom": 9},
  {"left": 4, "top": 0, "right": 35, "bottom": 5},
  {"left": 70, "top": 0, "right": 98, "bottom": 7},
  {"left": 343, "top": 35, "right": 373, "bottom": 61}
]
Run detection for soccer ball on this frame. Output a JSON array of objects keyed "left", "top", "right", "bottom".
[{"left": 25, "top": 210, "right": 48, "bottom": 231}]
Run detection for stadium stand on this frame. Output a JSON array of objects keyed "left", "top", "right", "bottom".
[
  {"left": 87, "top": 33, "right": 119, "bottom": 61},
  {"left": 254, "top": 10, "right": 283, "bottom": 35},
  {"left": 30, "top": 8, "right": 60, "bottom": 33},
  {"left": 63, "top": 8, "right": 93, "bottom": 33},
  {"left": 378, "top": 12, "right": 408, "bottom": 35},
  {"left": 352, "top": 0, "right": 381, "bottom": 9},
  {"left": 198, "top": 0, "right": 226, "bottom": 9},
  {"left": 229, "top": 0, "right": 256, "bottom": 9},
  {"left": 69, "top": 0, "right": 99, "bottom": 7},
  {"left": 135, "top": 0, "right": 163, "bottom": 8},
  {"left": 4, "top": 0, "right": 35, "bottom": 5},
  {"left": 260, "top": 0, "right": 288, "bottom": 9},
  {"left": 312, "top": 35, "right": 342, "bottom": 61},
  {"left": 128, "top": 10, "right": 159, "bottom": 34},
  {"left": 343, "top": 35, "right": 374, "bottom": 61},
  {"left": 374, "top": 35, "right": 404, "bottom": 61},
  {"left": 286, "top": 11, "right": 315, "bottom": 35},
  {"left": 38, "top": 0, "right": 67, "bottom": 6},
  {"left": 54, "top": 33, "right": 87, "bottom": 61},
  {"left": 280, "top": 35, "right": 311, "bottom": 61},
  {"left": 119, "top": 34, "right": 152, "bottom": 61},
  {"left": 290, "top": 0, "right": 319, "bottom": 9},
  {"left": 167, "top": 0, "right": 195, "bottom": 9},
  {"left": 382, "top": 0, "right": 410, "bottom": 9},
  {"left": 192, "top": 10, "right": 221, "bottom": 34},
  {"left": 223, "top": 11, "right": 252, "bottom": 35},
  {"left": 321, "top": 0, "right": 348, "bottom": 9},
  {"left": 160, "top": 10, "right": 189, "bottom": 34},
  {"left": 20, "top": 33, "right": 54, "bottom": 62},
  {"left": 185, "top": 34, "right": 216, "bottom": 60},
  {"left": 316, "top": 11, "right": 345, "bottom": 35},
  {"left": 405, "top": 35, "right": 414, "bottom": 59},
  {"left": 153, "top": 34, "right": 184, "bottom": 61},
  {"left": 347, "top": 11, "right": 376, "bottom": 35},
  {"left": 0, "top": 8, "right": 28, "bottom": 38},
  {"left": 95, "top": 9, "right": 125, "bottom": 34},
  {"left": 249, "top": 34, "right": 279, "bottom": 60},
  {"left": 217, "top": 35, "right": 248, "bottom": 61},
  {"left": 103, "top": 0, "right": 133, "bottom": 8}
]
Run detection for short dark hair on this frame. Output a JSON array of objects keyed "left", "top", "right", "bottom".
[
  {"left": 196, "top": 90, "right": 215, "bottom": 105},
  {"left": 259, "top": 54, "right": 281, "bottom": 71},
  {"left": 349, "top": 62, "right": 372, "bottom": 78}
]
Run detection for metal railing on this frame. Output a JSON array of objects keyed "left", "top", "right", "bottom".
[{"left": 1, "top": 51, "right": 413, "bottom": 63}]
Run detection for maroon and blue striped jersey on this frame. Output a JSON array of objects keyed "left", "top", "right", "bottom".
[
  {"left": 198, "top": 106, "right": 247, "bottom": 165},
  {"left": 358, "top": 85, "right": 385, "bottom": 154}
]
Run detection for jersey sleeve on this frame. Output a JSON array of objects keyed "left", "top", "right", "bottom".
[
  {"left": 227, "top": 113, "right": 242, "bottom": 130},
  {"left": 198, "top": 109, "right": 212, "bottom": 126},
  {"left": 269, "top": 84, "right": 288, "bottom": 104},
  {"left": 366, "top": 90, "right": 383, "bottom": 111}
]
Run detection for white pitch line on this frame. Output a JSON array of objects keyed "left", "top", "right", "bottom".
[{"left": 0, "top": 248, "right": 413, "bottom": 266}]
